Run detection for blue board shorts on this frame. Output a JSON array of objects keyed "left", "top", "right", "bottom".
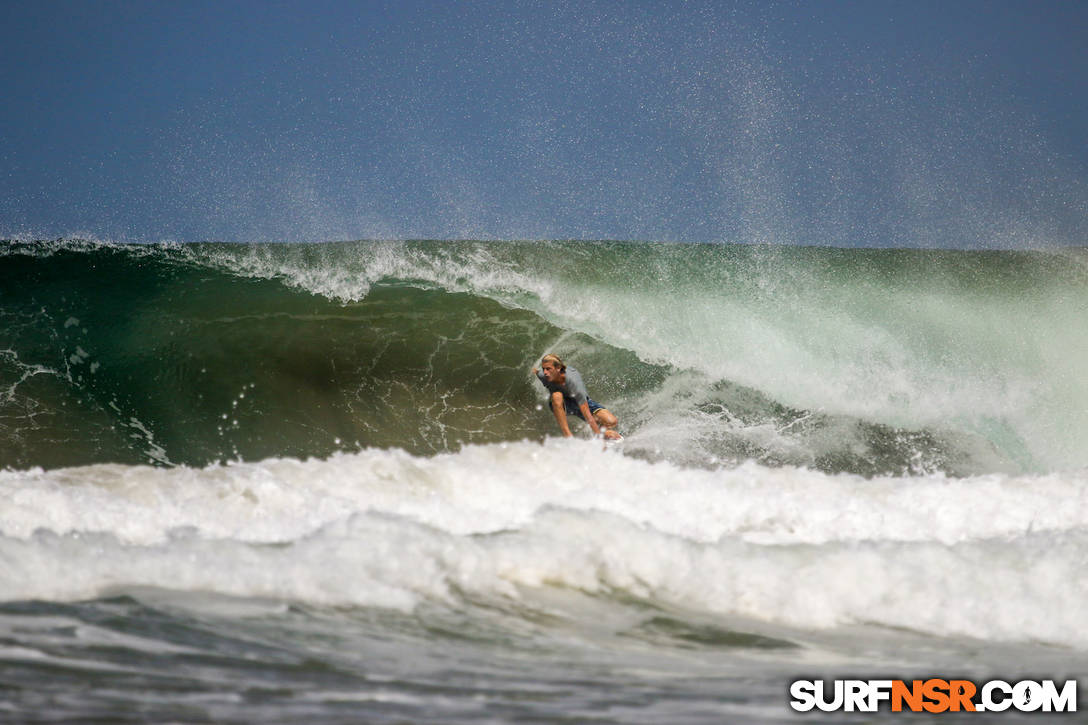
[{"left": 564, "top": 396, "right": 604, "bottom": 420}]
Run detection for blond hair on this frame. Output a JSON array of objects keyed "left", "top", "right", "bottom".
[{"left": 540, "top": 353, "right": 566, "bottom": 371}]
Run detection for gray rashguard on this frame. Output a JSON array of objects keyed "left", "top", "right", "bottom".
[{"left": 533, "top": 367, "right": 591, "bottom": 407}]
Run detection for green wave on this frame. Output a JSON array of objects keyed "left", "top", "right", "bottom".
[{"left": 2, "top": 239, "right": 1084, "bottom": 474}]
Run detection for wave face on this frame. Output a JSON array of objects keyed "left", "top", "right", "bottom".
[{"left": 2, "top": 239, "right": 1085, "bottom": 475}]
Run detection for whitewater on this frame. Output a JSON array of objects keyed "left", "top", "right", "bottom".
[{"left": 1, "top": 239, "right": 1086, "bottom": 723}]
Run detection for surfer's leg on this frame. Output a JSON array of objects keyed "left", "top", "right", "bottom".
[
  {"left": 593, "top": 408, "right": 618, "bottom": 427},
  {"left": 593, "top": 408, "right": 622, "bottom": 440}
]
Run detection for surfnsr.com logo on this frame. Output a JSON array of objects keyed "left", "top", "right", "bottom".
[{"left": 790, "top": 679, "right": 1078, "bottom": 713}]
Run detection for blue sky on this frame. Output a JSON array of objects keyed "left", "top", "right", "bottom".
[{"left": 2, "top": 0, "right": 1085, "bottom": 247}]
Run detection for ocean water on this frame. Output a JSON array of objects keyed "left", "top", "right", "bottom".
[{"left": 1, "top": 238, "right": 1086, "bottom": 723}]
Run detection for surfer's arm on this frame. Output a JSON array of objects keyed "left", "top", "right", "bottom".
[{"left": 549, "top": 392, "right": 574, "bottom": 437}]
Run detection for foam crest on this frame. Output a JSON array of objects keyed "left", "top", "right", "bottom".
[
  {"left": 3, "top": 443, "right": 1086, "bottom": 645},
  {"left": 2, "top": 442, "right": 1086, "bottom": 549},
  {"left": 1, "top": 489, "right": 1086, "bottom": 647},
  {"left": 186, "top": 241, "right": 556, "bottom": 305}
]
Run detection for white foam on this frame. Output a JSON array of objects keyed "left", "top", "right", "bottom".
[
  {"left": 1, "top": 443, "right": 1087, "bottom": 646},
  {"left": 0, "top": 495, "right": 1084, "bottom": 648},
  {"left": 2, "top": 441, "right": 1085, "bottom": 547}
]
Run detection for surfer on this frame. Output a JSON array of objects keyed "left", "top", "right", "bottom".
[{"left": 533, "top": 353, "right": 622, "bottom": 441}]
